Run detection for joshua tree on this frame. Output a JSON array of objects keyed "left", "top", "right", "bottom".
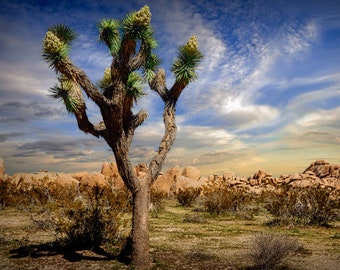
[{"left": 42, "top": 5, "right": 202, "bottom": 269}]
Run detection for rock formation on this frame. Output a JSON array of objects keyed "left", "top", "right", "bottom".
[{"left": 1, "top": 156, "right": 339, "bottom": 195}]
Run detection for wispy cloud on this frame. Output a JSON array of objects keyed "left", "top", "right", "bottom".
[{"left": 0, "top": 0, "right": 339, "bottom": 176}]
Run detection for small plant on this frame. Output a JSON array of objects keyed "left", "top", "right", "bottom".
[
  {"left": 28, "top": 183, "right": 131, "bottom": 255},
  {"left": 202, "top": 178, "right": 249, "bottom": 214},
  {"left": 247, "top": 232, "right": 301, "bottom": 270},
  {"left": 175, "top": 187, "right": 201, "bottom": 207},
  {"left": 150, "top": 188, "right": 167, "bottom": 217},
  {"left": 265, "top": 184, "right": 339, "bottom": 226},
  {"left": 183, "top": 213, "right": 207, "bottom": 223},
  {"left": 0, "top": 179, "right": 19, "bottom": 209}
]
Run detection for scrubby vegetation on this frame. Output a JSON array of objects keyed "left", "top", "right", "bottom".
[
  {"left": 175, "top": 187, "right": 201, "bottom": 207},
  {"left": 264, "top": 184, "right": 340, "bottom": 226},
  {"left": 246, "top": 232, "right": 301, "bottom": 270},
  {"left": 202, "top": 177, "right": 251, "bottom": 214},
  {"left": 1, "top": 177, "right": 340, "bottom": 269}
]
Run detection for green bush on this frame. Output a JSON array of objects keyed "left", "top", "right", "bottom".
[
  {"left": 175, "top": 187, "right": 201, "bottom": 207},
  {"left": 202, "top": 178, "right": 249, "bottom": 214},
  {"left": 150, "top": 187, "right": 167, "bottom": 217},
  {"left": 265, "top": 184, "right": 339, "bottom": 226},
  {"left": 50, "top": 185, "right": 131, "bottom": 253},
  {"left": 247, "top": 232, "right": 301, "bottom": 270}
]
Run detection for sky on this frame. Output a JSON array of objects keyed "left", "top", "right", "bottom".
[{"left": 1, "top": 0, "right": 340, "bottom": 177}]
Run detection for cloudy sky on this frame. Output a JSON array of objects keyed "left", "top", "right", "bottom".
[{"left": 1, "top": 0, "right": 340, "bottom": 176}]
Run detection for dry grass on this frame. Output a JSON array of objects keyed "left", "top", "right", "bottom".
[{"left": 0, "top": 199, "right": 339, "bottom": 269}]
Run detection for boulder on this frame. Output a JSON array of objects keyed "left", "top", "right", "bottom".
[
  {"left": 101, "top": 162, "right": 124, "bottom": 188},
  {"left": 253, "top": 170, "right": 267, "bottom": 180},
  {"left": 223, "top": 171, "right": 235, "bottom": 181},
  {"left": 56, "top": 173, "right": 79, "bottom": 186},
  {"left": 101, "top": 162, "right": 120, "bottom": 178},
  {"left": 152, "top": 173, "right": 175, "bottom": 195},
  {"left": 10, "top": 171, "right": 78, "bottom": 187},
  {"left": 181, "top": 166, "right": 201, "bottom": 181},
  {"left": 79, "top": 173, "right": 108, "bottom": 187}
]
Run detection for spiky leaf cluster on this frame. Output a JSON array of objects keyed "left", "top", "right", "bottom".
[
  {"left": 49, "top": 76, "right": 82, "bottom": 113},
  {"left": 171, "top": 35, "right": 203, "bottom": 84},
  {"left": 98, "top": 19, "right": 121, "bottom": 55},
  {"left": 126, "top": 72, "right": 145, "bottom": 102},
  {"left": 48, "top": 24, "right": 77, "bottom": 45},
  {"left": 42, "top": 24, "right": 76, "bottom": 70},
  {"left": 98, "top": 67, "right": 112, "bottom": 90},
  {"left": 123, "top": 6, "right": 154, "bottom": 42},
  {"left": 144, "top": 54, "right": 161, "bottom": 82}
]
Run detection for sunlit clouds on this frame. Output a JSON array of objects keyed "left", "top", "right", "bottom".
[{"left": 0, "top": 0, "right": 340, "bottom": 176}]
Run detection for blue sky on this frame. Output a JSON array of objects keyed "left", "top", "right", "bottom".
[{"left": 1, "top": 0, "right": 340, "bottom": 176}]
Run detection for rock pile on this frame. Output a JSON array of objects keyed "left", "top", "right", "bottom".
[{"left": 1, "top": 157, "right": 339, "bottom": 194}]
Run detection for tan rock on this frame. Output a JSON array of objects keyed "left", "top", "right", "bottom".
[
  {"left": 79, "top": 173, "right": 108, "bottom": 187},
  {"left": 253, "top": 170, "right": 267, "bottom": 180},
  {"left": 10, "top": 171, "right": 78, "bottom": 187},
  {"left": 152, "top": 167, "right": 181, "bottom": 195},
  {"left": 181, "top": 166, "right": 201, "bottom": 181},
  {"left": 56, "top": 173, "right": 79, "bottom": 186},
  {"left": 290, "top": 172, "right": 302, "bottom": 181},
  {"left": 101, "top": 162, "right": 124, "bottom": 188},
  {"left": 101, "top": 162, "right": 120, "bottom": 177},
  {"left": 223, "top": 171, "right": 235, "bottom": 181},
  {"left": 249, "top": 179, "right": 258, "bottom": 186},
  {"left": 71, "top": 171, "right": 89, "bottom": 180}
]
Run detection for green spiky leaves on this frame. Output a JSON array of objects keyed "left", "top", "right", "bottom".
[
  {"left": 43, "top": 24, "right": 76, "bottom": 70},
  {"left": 98, "top": 18, "right": 121, "bottom": 55},
  {"left": 171, "top": 35, "right": 203, "bottom": 84},
  {"left": 48, "top": 24, "right": 77, "bottom": 45},
  {"left": 126, "top": 72, "right": 145, "bottom": 102},
  {"left": 123, "top": 5, "right": 154, "bottom": 42},
  {"left": 144, "top": 54, "right": 161, "bottom": 82},
  {"left": 98, "top": 68, "right": 145, "bottom": 102},
  {"left": 98, "top": 67, "right": 112, "bottom": 91},
  {"left": 49, "top": 76, "right": 83, "bottom": 113}
]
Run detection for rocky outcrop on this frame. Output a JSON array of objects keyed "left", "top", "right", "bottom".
[
  {"left": 152, "top": 166, "right": 208, "bottom": 196},
  {"left": 101, "top": 162, "right": 124, "bottom": 188},
  {"left": 2, "top": 156, "right": 339, "bottom": 195},
  {"left": 182, "top": 166, "right": 201, "bottom": 181},
  {"left": 303, "top": 160, "right": 340, "bottom": 179},
  {"left": 10, "top": 171, "right": 79, "bottom": 188}
]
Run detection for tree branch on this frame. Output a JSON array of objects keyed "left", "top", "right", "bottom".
[
  {"left": 149, "top": 99, "right": 177, "bottom": 182},
  {"left": 149, "top": 68, "right": 168, "bottom": 101},
  {"left": 129, "top": 42, "right": 148, "bottom": 71},
  {"left": 73, "top": 104, "right": 106, "bottom": 138},
  {"left": 125, "top": 109, "right": 148, "bottom": 147},
  {"left": 56, "top": 58, "right": 106, "bottom": 106},
  {"left": 169, "top": 81, "right": 187, "bottom": 102}
]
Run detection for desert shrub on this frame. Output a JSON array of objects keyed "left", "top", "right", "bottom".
[
  {"left": 0, "top": 178, "right": 80, "bottom": 209},
  {"left": 0, "top": 179, "right": 21, "bottom": 208},
  {"left": 202, "top": 178, "right": 249, "bottom": 214},
  {"left": 175, "top": 187, "right": 201, "bottom": 207},
  {"left": 149, "top": 188, "right": 167, "bottom": 217},
  {"left": 183, "top": 213, "right": 207, "bottom": 223},
  {"left": 31, "top": 184, "right": 131, "bottom": 254},
  {"left": 247, "top": 232, "right": 301, "bottom": 270},
  {"left": 265, "top": 184, "right": 339, "bottom": 226}
]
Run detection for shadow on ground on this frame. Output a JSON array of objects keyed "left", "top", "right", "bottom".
[{"left": 9, "top": 241, "right": 131, "bottom": 264}]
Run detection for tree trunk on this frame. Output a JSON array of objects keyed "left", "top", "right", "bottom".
[{"left": 131, "top": 181, "right": 151, "bottom": 269}]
